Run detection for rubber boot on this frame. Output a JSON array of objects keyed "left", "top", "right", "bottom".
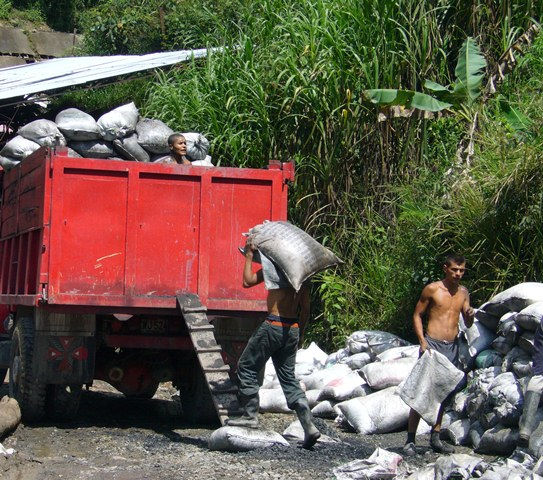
[
  {"left": 226, "top": 395, "right": 259, "bottom": 428},
  {"left": 430, "top": 431, "right": 455, "bottom": 454},
  {"left": 293, "top": 398, "right": 321, "bottom": 449},
  {"left": 518, "top": 390, "right": 542, "bottom": 448}
]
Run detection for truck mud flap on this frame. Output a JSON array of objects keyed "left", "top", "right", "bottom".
[
  {"left": 33, "top": 334, "right": 95, "bottom": 384},
  {"left": 177, "top": 293, "right": 241, "bottom": 426}
]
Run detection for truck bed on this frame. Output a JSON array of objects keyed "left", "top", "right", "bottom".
[{"left": 0, "top": 147, "right": 293, "bottom": 312}]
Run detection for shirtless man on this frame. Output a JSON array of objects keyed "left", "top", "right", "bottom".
[
  {"left": 227, "top": 240, "right": 321, "bottom": 448},
  {"left": 403, "top": 254, "right": 474, "bottom": 456},
  {"left": 157, "top": 133, "right": 191, "bottom": 165}
]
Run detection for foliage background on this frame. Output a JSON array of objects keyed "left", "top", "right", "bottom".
[{"left": 8, "top": 0, "right": 543, "bottom": 349}]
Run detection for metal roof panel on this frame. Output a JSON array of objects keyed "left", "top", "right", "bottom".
[{"left": 0, "top": 48, "right": 213, "bottom": 102}]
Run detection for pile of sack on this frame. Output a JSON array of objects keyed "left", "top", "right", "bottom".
[
  {"left": 438, "top": 282, "right": 543, "bottom": 457},
  {"left": 0, "top": 102, "right": 212, "bottom": 170},
  {"left": 259, "top": 331, "right": 435, "bottom": 436},
  {"left": 261, "top": 281, "right": 543, "bottom": 458}
]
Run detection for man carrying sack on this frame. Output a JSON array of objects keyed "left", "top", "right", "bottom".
[{"left": 227, "top": 221, "right": 342, "bottom": 449}]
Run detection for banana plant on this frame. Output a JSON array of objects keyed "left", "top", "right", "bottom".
[{"left": 364, "top": 37, "right": 487, "bottom": 112}]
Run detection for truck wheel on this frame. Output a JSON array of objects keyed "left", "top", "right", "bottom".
[
  {"left": 9, "top": 316, "right": 46, "bottom": 422},
  {"left": 180, "top": 362, "right": 219, "bottom": 425},
  {"left": 46, "top": 384, "right": 82, "bottom": 421},
  {"left": 123, "top": 380, "right": 159, "bottom": 399}
]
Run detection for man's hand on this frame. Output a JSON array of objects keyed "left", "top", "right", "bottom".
[
  {"left": 244, "top": 240, "right": 257, "bottom": 257},
  {"left": 419, "top": 338, "right": 428, "bottom": 354},
  {"left": 463, "top": 305, "right": 475, "bottom": 328}
]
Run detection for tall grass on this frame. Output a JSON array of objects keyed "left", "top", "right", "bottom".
[{"left": 140, "top": 0, "right": 541, "bottom": 348}]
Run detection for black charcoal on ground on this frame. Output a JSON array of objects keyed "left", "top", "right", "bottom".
[{"left": 55, "top": 108, "right": 101, "bottom": 141}]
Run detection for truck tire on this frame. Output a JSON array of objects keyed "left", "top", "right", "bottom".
[
  {"left": 46, "top": 384, "right": 82, "bottom": 421},
  {"left": 9, "top": 316, "right": 46, "bottom": 422},
  {"left": 123, "top": 380, "right": 159, "bottom": 400},
  {"left": 180, "top": 362, "right": 219, "bottom": 425}
]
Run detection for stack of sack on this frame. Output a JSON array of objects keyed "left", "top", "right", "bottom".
[
  {"left": 259, "top": 330, "right": 436, "bottom": 435},
  {"left": 435, "top": 282, "right": 543, "bottom": 457},
  {"left": 259, "top": 281, "right": 543, "bottom": 457},
  {"left": 0, "top": 103, "right": 212, "bottom": 169}
]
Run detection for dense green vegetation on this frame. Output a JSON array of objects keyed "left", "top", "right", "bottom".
[{"left": 17, "top": 1, "right": 543, "bottom": 349}]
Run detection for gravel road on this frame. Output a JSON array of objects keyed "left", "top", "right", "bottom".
[{"left": 0, "top": 381, "right": 495, "bottom": 480}]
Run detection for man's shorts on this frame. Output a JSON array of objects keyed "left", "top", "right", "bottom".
[{"left": 424, "top": 334, "right": 460, "bottom": 368}]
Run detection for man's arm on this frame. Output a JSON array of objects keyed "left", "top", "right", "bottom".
[
  {"left": 242, "top": 242, "right": 264, "bottom": 288},
  {"left": 462, "top": 288, "right": 475, "bottom": 328},
  {"left": 413, "top": 285, "right": 432, "bottom": 353}
]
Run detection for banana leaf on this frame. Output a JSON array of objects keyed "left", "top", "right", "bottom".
[
  {"left": 453, "top": 37, "right": 487, "bottom": 104},
  {"left": 364, "top": 89, "right": 452, "bottom": 112}
]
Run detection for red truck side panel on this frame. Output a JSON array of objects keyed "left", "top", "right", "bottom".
[{"left": 0, "top": 148, "right": 293, "bottom": 312}]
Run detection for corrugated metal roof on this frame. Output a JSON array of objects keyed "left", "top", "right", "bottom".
[{"left": 0, "top": 48, "right": 215, "bottom": 103}]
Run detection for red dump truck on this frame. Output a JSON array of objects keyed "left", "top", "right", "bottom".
[{"left": 0, "top": 146, "right": 294, "bottom": 423}]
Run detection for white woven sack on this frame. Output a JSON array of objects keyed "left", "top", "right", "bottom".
[
  {"left": 18, "top": 119, "right": 66, "bottom": 147},
  {"left": 483, "top": 282, "right": 543, "bottom": 316},
  {"left": 0, "top": 135, "right": 40, "bottom": 160},
  {"left": 318, "top": 371, "right": 368, "bottom": 402},
  {"left": 55, "top": 108, "right": 101, "bottom": 141},
  {"left": 113, "top": 134, "right": 150, "bottom": 162},
  {"left": 182, "top": 132, "right": 210, "bottom": 160},
  {"left": 258, "top": 388, "right": 291, "bottom": 413},
  {"left": 302, "top": 363, "right": 351, "bottom": 390},
  {"left": 398, "top": 350, "right": 464, "bottom": 426},
  {"left": 70, "top": 140, "right": 115, "bottom": 159},
  {"left": 97, "top": 102, "right": 139, "bottom": 140},
  {"left": 515, "top": 301, "right": 543, "bottom": 331},
  {"left": 136, "top": 118, "right": 174, "bottom": 154},
  {"left": 208, "top": 426, "right": 289, "bottom": 452},
  {"left": 248, "top": 221, "right": 342, "bottom": 292},
  {"left": 335, "top": 387, "right": 410, "bottom": 434},
  {"left": 0, "top": 156, "right": 19, "bottom": 170},
  {"left": 362, "top": 357, "right": 417, "bottom": 390}
]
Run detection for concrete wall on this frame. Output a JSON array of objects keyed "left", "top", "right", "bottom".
[{"left": 0, "top": 27, "right": 82, "bottom": 66}]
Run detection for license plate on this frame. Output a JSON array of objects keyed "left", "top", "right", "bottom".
[{"left": 141, "top": 318, "right": 166, "bottom": 334}]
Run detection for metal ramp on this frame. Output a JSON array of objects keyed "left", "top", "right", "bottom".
[{"left": 176, "top": 293, "right": 241, "bottom": 425}]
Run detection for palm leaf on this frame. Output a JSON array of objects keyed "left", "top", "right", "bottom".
[
  {"left": 453, "top": 37, "right": 487, "bottom": 104},
  {"left": 364, "top": 89, "right": 452, "bottom": 112}
]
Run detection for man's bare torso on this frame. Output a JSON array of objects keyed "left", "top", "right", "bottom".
[
  {"left": 267, "top": 287, "right": 303, "bottom": 318},
  {"left": 425, "top": 281, "right": 468, "bottom": 342}
]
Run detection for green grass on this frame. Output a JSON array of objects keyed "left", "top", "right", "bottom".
[{"left": 138, "top": 0, "right": 541, "bottom": 349}]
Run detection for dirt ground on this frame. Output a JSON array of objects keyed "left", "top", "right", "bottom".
[{"left": 0, "top": 381, "right": 496, "bottom": 480}]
